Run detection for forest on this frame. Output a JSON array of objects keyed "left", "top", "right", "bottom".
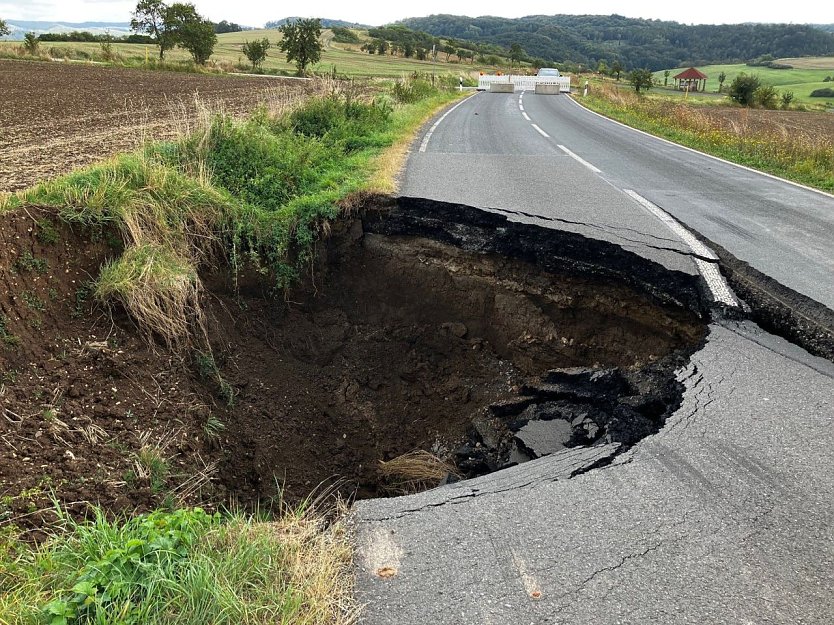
[{"left": 400, "top": 14, "right": 834, "bottom": 70}]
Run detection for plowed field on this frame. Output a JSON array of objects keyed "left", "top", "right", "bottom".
[{"left": 0, "top": 60, "right": 313, "bottom": 192}]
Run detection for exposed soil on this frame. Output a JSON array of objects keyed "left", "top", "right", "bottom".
[
  {"left": 0, "top": 201, "right": 707, "bottom": 535},
  {"left": 0, "top": 59, "right": 317, "bottom": 193}
]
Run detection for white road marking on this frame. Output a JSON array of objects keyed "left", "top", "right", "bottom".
[
  {"left": 557, "top": 144, "right": 601, "bottom": 173},
  {"left": 419, "top": 95, "right": 475, "bottom": 153},
  {"left": 531, "top": 124, "right": 550, "bottom": 138},
  {"left": 522, "top": 112, "right": 531, "bottom": 121},
  {"left": 567, "top": 96, "right": 834, "bottom": 201},
  {"left": 624, "top": 189, "right": 738, "bottom": 306},
  {"left": 519, "top": 104, "right": 525, "bottom": 111}
]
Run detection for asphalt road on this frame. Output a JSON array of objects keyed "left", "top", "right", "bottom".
[
  {"left": 401, "top": 91, "right": 834, "bottom": 312},
  {"left": 353, "top": 92, "right": 834, "bottom": 624}
]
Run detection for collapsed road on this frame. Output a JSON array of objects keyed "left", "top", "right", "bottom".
[{"left": 352, "top": 92, "right": 834, "bottom": 624}]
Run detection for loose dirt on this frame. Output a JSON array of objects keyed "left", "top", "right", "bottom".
[
  {"left": 0, "top": 202, "right": 706, "bottom": 535},
  {"left": 0, "top": 59, "right": 316, "bottom": 193}
]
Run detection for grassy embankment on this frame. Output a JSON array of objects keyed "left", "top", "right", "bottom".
[
  {"left": 651, "top": 61, "right": 834, "bottom": 108},
  {"left": 578, "top": 83, "right": 834, "bottom": 192},
  {"left": 0, "top": 28, "right": 499, "bottom": 79},
  {"left": 0, "top": 78, "right": 465, "bottom": 625}
]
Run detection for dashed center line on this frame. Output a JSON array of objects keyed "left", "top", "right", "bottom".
[
  {"left": 531, "top": 124, "right": 550, "bottom": 138},
  {"left": 522, "top": 112, "right": 531, "bottom": 121},
  {"left": 557, "top": 145, "right": 601, "bottom": 173}
]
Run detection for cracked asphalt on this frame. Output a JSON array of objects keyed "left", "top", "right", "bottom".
[
  {"left": 354, "top": 322, "right": 834, "bottom": 624},
  {"left": 353, "top": 93, "right": 834, "bottom": 624}
]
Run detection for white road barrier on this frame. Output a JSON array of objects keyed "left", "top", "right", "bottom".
[{"left": 479, "top": 75, "right": 571, "bottom": 93}]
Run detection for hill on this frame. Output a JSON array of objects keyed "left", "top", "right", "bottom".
[
  {"left": 3, "top": 20, "right": 132, "bottom": 40},
  {"left": 265, "top": 17, "right": 370, "bottom": 29},
  {"left": 400, "top": 14, "right": 834, "bottom": 71}
]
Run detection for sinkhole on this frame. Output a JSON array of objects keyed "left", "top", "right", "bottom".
[{"left": 210, "top": 200, "right": 708, "bottom": 502}]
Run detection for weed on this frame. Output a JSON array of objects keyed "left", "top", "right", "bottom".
[
  {"left": 203, "top": 414, "right": 225, "bottom": 440},
  {"left": 0, "top": 503, "right": 356, "bottom": 625},
  {"left": 36, "top": 218, "right": 60, "bottom": 244},
  {"left": 195, "top": 351, "right": 236, "bottom": 407},
  {"left": 71, "top": 282, "right": 94, "bottom": 318},
  {"left": 134, "top": 431, "right": 170, "bottom": 493},
  {"left": 14, "top": 251, "right": 48, "bottom": 274},
  {"left": 0, "top": 315, "right": 20, "bottom": 348},
  {"left": 21, "top": 291, "right": 45, "bottom": 312}
]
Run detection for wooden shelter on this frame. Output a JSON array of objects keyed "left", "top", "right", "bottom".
[{"left": 674, "top": 67, "right": 708, "bottom": 92}]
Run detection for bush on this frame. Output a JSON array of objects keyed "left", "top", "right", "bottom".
[
  {"left": 728, "top": 73, "right": 760, "bottom": 105},
  {"left": 392, "top": 77, "right": 437, "bottom": 103},
  {"left": 331, "top": 27, "right": 359, "bottom": 44},
  {"left": 810, "top": 87, "right": 834, "bottom": 97},
  {"left": 754, "top": 84, "right": 778, "bottom": 109}
]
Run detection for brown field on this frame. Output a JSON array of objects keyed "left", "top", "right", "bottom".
[
  {"left": 693, "top": 106, "right": 834, "bottom": 143},
  {"left": 776, "top": 56, "right": 834, "bottom": 69},
  {"left": 0, "top": 59, "right": 317, "bottom": 192}
]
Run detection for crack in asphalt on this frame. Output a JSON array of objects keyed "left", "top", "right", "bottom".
[
  {"left": 486, "top": 206, "right": 718, "bottom": 261},
  {"left": 548, "top": 513, "right": 692, "bottom": 620},
  {"left": 363, "top": 447, "right": 621, "bottom": 522}
]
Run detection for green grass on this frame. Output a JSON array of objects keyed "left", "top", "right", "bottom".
[
  {"left": 578, "top": 85, "right": 834, "bottom": 192},
  {"left": 0, "top": 505, "right": 355, "bottom": 625},
  {"left": 653, "top": 62, "right": 834, "bottom": 107},
  {"left": 1, "top": 79, "right": 461, "bottom": 347}
]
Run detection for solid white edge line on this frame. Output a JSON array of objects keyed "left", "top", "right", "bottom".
[
  {"left": 419, "top": 94, "right": 476, "bottom": 153},
  {"left": 522, "top": 112, "right": 531, "bottom": 121},
  {"left": 557, "top": 144, "right": 601, "bottom": 173},
  {"left": 624, "top": 189, "right": 737, "bottom": 306},
  {"left": 531, "top": 124, "right": 550, "bottom": 138},
  {"left": 567, "top": 96, "right": 834, "bottom": 201}
]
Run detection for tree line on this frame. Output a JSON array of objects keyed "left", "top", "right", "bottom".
[{"left": 401, "top": 14, "right": 834, "bottom": 71}]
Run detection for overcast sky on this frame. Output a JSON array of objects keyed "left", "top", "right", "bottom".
[{"left": 1, "top": 0, "right": 831, "bottom": 26}]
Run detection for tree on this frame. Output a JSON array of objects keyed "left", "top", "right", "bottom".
[
  {"left": 728, "top": 73, "right": 760, "bottom": 105},
  {"left": 663, "top": 69, "right": 670, "bottom": 86},
  {"left": 376, "top": 39, "right": 388, "bottom": 55},
  {"left": 597, "top": 60, "right": 608, "bottom": 75},
  {"left": 279, "top": 18, "right": 322, "bottom": 75},
  {"left": 754, "top": 84, "right": 778, "bottom": 109},
  {"left": 780, "top": 90, "right": 794, "bottom": 109},
  {"left": 442, "top": 44, "right": 454, "bottom": 62},
  {"left": 509, "top": 43, "right": 524, "bottom": 68},
  {"left": 612, "top": 60, "right": 623, "bottom": 81},
  {"left": 629, "top": 68, "right": 654, "bottom": 93},
  {"left": 242, "top": 37, "right": 270, "bottom": 70},
  {"left": 166, "top": 3, "right": 216, "bottom": 65},
  {"left": 0, "top": 19, "right": 10, "bottom": 38},
  {"left": 23, "top": 32, "right": 39, "bottom": 55},
  {"left": 131, "top": 0, "right": 175, "bottom": 59},
  {"left": 717, "top": 71, "right": 727, "bottom": 93},
  {"left": 403, "top": 41, "right": 414, "bottom": 58}
]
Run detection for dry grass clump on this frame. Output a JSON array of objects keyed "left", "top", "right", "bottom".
[
  {"left": 378, "top": 450, "right": 460, "bottom": 494},
  {"left": 588, "top": 83, "right": 834, "bottom": 190}
]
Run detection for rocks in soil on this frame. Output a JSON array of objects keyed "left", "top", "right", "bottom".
[{"left": 454, "top": 357, "right": 687, "bottom": 477}]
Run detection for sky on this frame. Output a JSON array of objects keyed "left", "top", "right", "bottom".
[{"left": 1, "top": 0, "right": 831, "bottom": 27}]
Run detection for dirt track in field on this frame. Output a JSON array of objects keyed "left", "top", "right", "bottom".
[{"left": 0, "top": 59, "right": 314, "bottom": 192}]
